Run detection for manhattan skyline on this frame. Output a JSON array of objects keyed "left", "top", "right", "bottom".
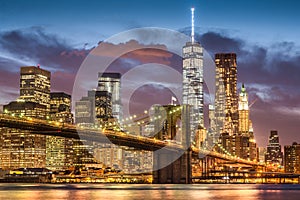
[{"left": 0, "top": 0, "right": 300, "bottom": 148}]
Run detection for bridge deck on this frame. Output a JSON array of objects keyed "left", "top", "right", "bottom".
[{"left": 0, "top": 114, "right": 262, "bottom": 166}]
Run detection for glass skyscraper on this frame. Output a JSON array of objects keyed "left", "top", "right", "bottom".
[
  {"left": 214, "top": 53, "right": 238, "bottom": 136},
  {"left": 182, "top": 8, "right": 204, "bottom": 140},
  {"left": 97, "top": 72, "right": 122, "bottom": 122}
]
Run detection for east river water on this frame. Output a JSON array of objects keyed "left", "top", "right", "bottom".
[{"left": 0, "top": 184, "right": 300, "bottom": 200}]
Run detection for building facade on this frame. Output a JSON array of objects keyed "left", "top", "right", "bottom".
[
  {"left": 182, "top": 8, "right": 204, "bottom": 141},
  {"left": 50, "top": 92, "right": 73, "bottom": 124},
  {"left": 265, "top": 130, "right": 283, "bottom": 166},
  {"left": 1, "top": 101, "right": 47, "bottom": 169},
  {"left": 238, "top": 84, "right": 250, "bottom": 135},
  {"left": 75, "top": 94, "right": 95, "bottom": 125},
  {"left": 88, "top": 90, "right": 112, "bottom": 124},
  {"left": 0, "top": 66, "right": 50, "bottom": 170},
  {"left": 214, "top": 53, "right": 238, "bottom": 135},
  {"left": 46, "top": 92, "right": 74, "bottom": 171},
  {"left": 19, "top": 66, "right": 51, "bottom": 111},
  {"left": 220, "top": 133, "right": 257, "bottom": 161},
  {"left": 97, "top": 72, "right": 122, "bottom": 122},
  {"left": 284, "top": 142, "right": 300, "bottom": 173}
]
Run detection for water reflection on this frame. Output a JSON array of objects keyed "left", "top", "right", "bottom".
[{"left": 0, "top": 184, "right": 299, "bottom": 200}]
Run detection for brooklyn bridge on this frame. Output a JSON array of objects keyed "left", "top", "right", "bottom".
[{"left": 0, "top": 106, "right": 269, "bottom": 184}]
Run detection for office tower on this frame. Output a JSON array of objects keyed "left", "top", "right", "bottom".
[
  {"left": 265, "top": 130, "right": 283, "bottom": 166},
  {"left": 75, "top": 90, "right": 112, "bottom": 125},
  {"left": 50, "top": 92, "right": 73, "bottom": 124},
  {"left": 88, "top": 90, "right": 112, "bottom": 124},
  {"left": 182, "top": 8, "right": 204, "bottom": 139},
  {"left": 97, "top": 72, "right": 122, "bottom": 122},
  {"left": 215, "top": 53, "right": 238, "bottom": 135},
  {"left": 220, "top": 133, "right": 257, "bottom": 161},
  {"left": 75, "top": 90, "right": 116, "bottom": 168},
  {"left": 238, "top": 84, "right": 250, "bottom": 135},
  {"left": 0, "top": 66, "right": 50, "bottom": 170},
  {"left": 284, "top": 142, "right": 300, "bottom": 173},
  {"left": 1, "top": 101, "right": 47, "bottom": 169},
  {"left": 3, "top": 100, "right": 47, "bottom": 119},
  {"left": 47, "top": 92, "right": 74, "bottom": 171},
  {"left": 19, "top": 66, "right": 51, "bottom": 110},
  {"left": 75, "top": 94, "right": 95, "bottom": 125},
  {"left": 218, "top": 84, "right": 258, "bottom": 161},
  {"left": 219, "top": 84, "right": 258, "bottom": 161},
  {"left": 97, "top": 74, "right": 129, "bottom": 171}
]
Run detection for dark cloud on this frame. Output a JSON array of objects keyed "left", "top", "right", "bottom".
[
  {"left": 106, "top": 47, "right": 182, "bottom": 74},
  {"left": 0, "top": 27, "right": 90, "bottom": 73},
  {"left": 179, "top": 27, "right": 246, "bottom": 56},
  {"left": 0, "top": 27, "right": 91, "bottom": 100},
  {"left": 199, "top": 32, "right": 246, "bottom": 56}
]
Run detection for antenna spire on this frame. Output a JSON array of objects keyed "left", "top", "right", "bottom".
[{"left": 191, "top": 7, "right": 195, "bottom": 43}]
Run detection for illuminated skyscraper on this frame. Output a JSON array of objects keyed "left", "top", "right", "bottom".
[
  {"left": 220, "top": 133, "right": 257, "bottom": 161},
  {"left": 19, "top": 66, "right": 51, "bottom": 111},
  {"left": 265, "top": 130, "right": 283, "bottom": 166},
  {"left": 215, "top": 53, "right": 238, "bottom": 135},
  {"left": 50, "top": 92, "right": 73, "bottom": 124},
  {"left": 0, "top": 66, "right": 50, "bottom": 169},
  {"left": 97, "top": 72, "right": 122, "bottom": 122},
  {"left": 284, "top": 142, "right": 300, "bottom": 173},
  {"left": 88, "top": 90, "right": 112, "bottom": 124},
  {"left": 238, "top": 84, "right": 250, "bottom": 135},
  {"left": 182, "top": 8, "right": 204, "bottom": 136},
  {"left": 47, "top": 92, "right": 74, "bottom": 171}
]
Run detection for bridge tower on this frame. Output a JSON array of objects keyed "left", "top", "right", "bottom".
[{"left": 152, "top": 104, "right": 192, "bottom": 183}]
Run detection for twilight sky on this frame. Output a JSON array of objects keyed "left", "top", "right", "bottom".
[{"left": 0, "top": 0, "right": 299, "bottom": 147}]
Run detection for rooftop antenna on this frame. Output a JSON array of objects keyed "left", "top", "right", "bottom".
[{"left": 191, "top": 7, "right": 195, "bottom": 43}]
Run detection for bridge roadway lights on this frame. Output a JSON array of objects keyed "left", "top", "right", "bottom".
[{"left": 152, "top": 148, "right": 192, "bottom": 184}]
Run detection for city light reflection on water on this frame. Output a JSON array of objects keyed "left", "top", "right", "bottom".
[{"left": 0, "top": 184, "right": 300, "bottom": 200}]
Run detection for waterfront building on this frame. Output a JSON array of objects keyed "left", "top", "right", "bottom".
[
  {"left": 265, "top": 130, "right": 283, "bottom": 166},
  {"left": 284, "top": 142, "right": 300, "bottom": 173},
  {"left": 0, "top": 66, "right": 50, "bottom": 170},
  {"left": 220, "top": 133, "right": 257, "bottom": 161}
]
